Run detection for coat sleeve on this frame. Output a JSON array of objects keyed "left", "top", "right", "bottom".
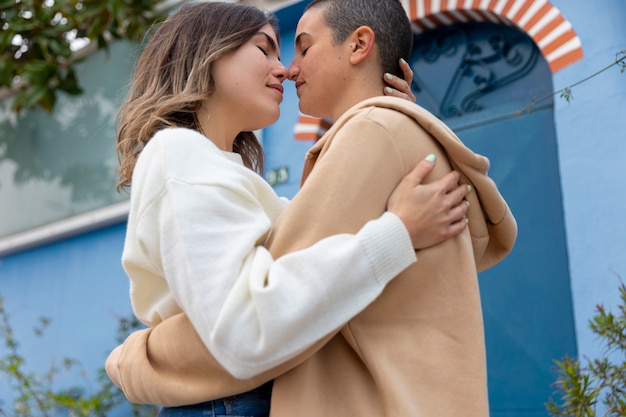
[{"left": 106, "top": 312, "right": 335, "bottom": 406}]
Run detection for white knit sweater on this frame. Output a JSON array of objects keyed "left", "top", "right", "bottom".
[{"left": 123, "top": 127, "right": 416, "bottom": 378}]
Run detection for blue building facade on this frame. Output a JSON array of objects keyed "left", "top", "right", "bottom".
[{"left": 0, "top": 1, "right": 624, "bottom": 415}]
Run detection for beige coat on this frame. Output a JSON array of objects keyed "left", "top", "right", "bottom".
[{"left": 106, "top": 96, "right": 517, "bottom": 416}]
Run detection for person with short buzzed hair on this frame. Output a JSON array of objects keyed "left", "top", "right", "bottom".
[{"left": 107, "top": 0, "right": 516, "bottom": 415}]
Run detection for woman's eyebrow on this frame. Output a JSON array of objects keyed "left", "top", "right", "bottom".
[
  {"left": 256, "top": 32, "right": 280, "bottom": 60},
  {"left": 294, "top": 32, "right": 310, "bottom": 51}
]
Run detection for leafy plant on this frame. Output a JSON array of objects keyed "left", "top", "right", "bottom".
[
  {"left": 0, "top": 296, "right": 158, "bottom": 417},
  {"left": 0, "top": 0, "right": 171, "bottom": 113},
  {"left": 546, "top": 281, "right": 626, "bottom": 417}
]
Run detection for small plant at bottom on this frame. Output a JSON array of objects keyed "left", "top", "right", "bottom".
[
  {"left": 0, "top": 296, "right": 158, "bottom": 417},
  {"left": 546, "top": 280, "right": 626, "bottom": 417}
]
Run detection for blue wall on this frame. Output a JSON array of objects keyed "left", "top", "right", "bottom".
[
  {"left": 550, "top": 0, "right": 626, "bottom": 363},
  {"left": 0, "top": 223, "right": 133, "bottom": 414}
]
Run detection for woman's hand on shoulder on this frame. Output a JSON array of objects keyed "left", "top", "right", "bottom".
[
  {"left": 387, "top": 154, "right": 471, "bottom": 249},
  {"left": 382, "top": 58, "right": 416, "bottom": 103}
]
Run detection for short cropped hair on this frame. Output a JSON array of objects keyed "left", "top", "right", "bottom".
[{"left": 305, "top": 0, "right": 412, "bottom": 77}]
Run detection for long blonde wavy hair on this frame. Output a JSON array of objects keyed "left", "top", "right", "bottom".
[{"left": 115, "top": 2, "right": 279, "bottom": 191}]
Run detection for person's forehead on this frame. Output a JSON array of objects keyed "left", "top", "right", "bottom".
[{"left": 295, "top": 7, "right": 328, "bottom": 39}]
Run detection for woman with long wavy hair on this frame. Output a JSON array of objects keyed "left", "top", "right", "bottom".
[{"left": 112, "top": 2, "right": 469, "bottom": 416}]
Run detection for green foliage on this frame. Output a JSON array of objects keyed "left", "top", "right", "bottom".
[
  {"left": 0, "top": 296, "right": 158, "bottom": 417},
  {"left": 546, "top": 281, "right": 626, "bottom": 417},
  {"left": 0, "top": 0, "right": 169, "bottom": 113},
  {"left": 559, "top": 87, "right": 573, "bottom": 104}
]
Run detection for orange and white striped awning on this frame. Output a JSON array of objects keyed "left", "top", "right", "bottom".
[
  {"left": 292, "top": 114, "right": 333, "bottom": 141},
  {"left": 403, "top": 0, "right": 583, "bottom": 73},
  {"left": 294, "top": 0, "right": 583, "bottom": 141}
]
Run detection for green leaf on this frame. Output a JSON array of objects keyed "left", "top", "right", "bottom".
[
  {"left": 0, "top": 55, "right": 15, "bottom": 87},
  {"left": 14, "top": 83, "right": 51, "bottom": 111},
  {"left": 0, "top": 0, "right": 18, "bottom": 9},
  {"left": 0, "top": 28, "right": 14, "bottom": 50},
  {"left": 58, "top": 67, "right": 83, "bottom": 95},
  {"left": 48, "top": 38, "right": 72, "bottom": 59},
  {"left": 20, "top": 60, "right": 56, "bottom": 84}
]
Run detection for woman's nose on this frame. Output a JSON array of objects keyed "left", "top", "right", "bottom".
[
  {"left": 287, "top": 63, "right": 299, "bottom": 81},
  {"left": 273, "top": 64, "right": 288, "bottom": 81}
]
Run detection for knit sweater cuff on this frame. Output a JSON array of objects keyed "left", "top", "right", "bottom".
[{"left": 357, "top": 212, "right": 417, "bottom": 287}]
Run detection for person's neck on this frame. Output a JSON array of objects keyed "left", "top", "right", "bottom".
[
  {"left": 329, "top": 80, "right": 384, "bottom": 122},
  {"left": 197, "top": 104, "right": 237, "bottom": 152}
]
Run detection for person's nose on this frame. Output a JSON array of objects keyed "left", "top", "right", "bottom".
[
  {"left": 287, "top": 61, "right": 299, "bottom": 81},
  {"left": 273, "top": 63, "right": 288, "bottom": 82}
]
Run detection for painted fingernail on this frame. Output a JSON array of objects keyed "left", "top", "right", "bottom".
[
  {"left": 425, "top": 153, "right": 436, "bottom": 162},
  {"left": 465, "top": 218, "right": 469, "bottom": 224},
  {"left": 466, "top": 200, "right": 470, "bottom": 208},
  {"left": 467, "top": 184, "right": 473, "bottom": 192},
  {"left": 400, "top": 58, "right": 408, "bottom": 65},
  {"left": 385, "top": 73, "right": 393, "bottom": 80},
  {"left": 384, "top": 87, "right": 393, "bottom": 94}
]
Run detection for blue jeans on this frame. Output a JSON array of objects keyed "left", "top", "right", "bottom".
[{"left": 157, "top": 381, "right": 272, "bottom": 417}]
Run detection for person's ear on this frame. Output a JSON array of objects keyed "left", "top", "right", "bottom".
[{"left": 348, "top": 26, "right": 375, "bottom": 65}]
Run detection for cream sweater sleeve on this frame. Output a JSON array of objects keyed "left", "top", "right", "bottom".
[{"left": 124, "top": 128, "right": 416, "bottom": 379}]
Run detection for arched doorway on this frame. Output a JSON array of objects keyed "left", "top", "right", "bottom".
[{"left": 410, "top": 22, "right": 576, "bottom": 415}]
